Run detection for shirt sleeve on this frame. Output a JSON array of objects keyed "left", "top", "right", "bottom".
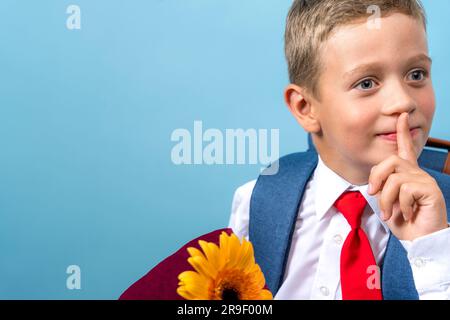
[
  {"left": 227, "top": 180, "right": 257, "bottom": 241},
  {"left": 399, "top": 225, "right": 450, "bottom": 300}
]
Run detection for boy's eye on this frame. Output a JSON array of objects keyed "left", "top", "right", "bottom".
[
  {"left": 355, "top": 79, "right": 376, "bottom": 91},
  {"left": 408, "top": 69, "right": 427, "bottom": 81}
]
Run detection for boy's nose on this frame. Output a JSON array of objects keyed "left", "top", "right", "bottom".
[{"left": 381, "top": 82, "right": 417, "bottom": 116}]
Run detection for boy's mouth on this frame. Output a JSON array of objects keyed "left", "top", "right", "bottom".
[{"left": 376, "top": 127, "right": 421, "bottom": 142}]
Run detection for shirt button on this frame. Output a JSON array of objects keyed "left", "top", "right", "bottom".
[
  {"left": 320, "top": 286, "right": 330, "bottom": 296},
  {"left": 414, "top": 258, "right": 425, "bottom": 268},
  {"left": 333, "top": 234, "right": 343, "bottom": 245}
]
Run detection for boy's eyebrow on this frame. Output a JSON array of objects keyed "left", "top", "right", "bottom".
[{"left": 343, "top": 54, "right": 433, "bottom": 81}]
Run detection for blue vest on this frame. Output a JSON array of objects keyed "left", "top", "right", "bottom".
[{"left": 249, "top": 137, "right": 450, "bottom": 300}]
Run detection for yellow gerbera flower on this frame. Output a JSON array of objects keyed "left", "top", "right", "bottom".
[{"left": 177, "top": 231, "right": 273, "bottom": 300}]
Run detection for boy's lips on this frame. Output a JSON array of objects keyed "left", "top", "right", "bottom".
[{"left": 376, "top": 127, "right": 421, "bottom": 141}]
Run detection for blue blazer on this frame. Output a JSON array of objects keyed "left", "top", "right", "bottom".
[{"left": 249, "top": 135, "right": 450, "bottom": 300}]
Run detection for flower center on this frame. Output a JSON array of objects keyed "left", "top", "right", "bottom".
[{"left": 221, "top": 287, "right": 240, "bottom": 301}]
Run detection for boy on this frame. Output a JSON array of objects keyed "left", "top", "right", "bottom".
[{"left": 229, "top": 0, "right": 450, "bottom": 299}]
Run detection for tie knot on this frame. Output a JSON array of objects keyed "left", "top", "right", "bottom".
[{"left": 333, "top": 191, "right": 367, "bottom": 229}]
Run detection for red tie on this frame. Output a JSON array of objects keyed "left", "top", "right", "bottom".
[{"left": 334, "top": 191, "right": 383, "bottom": 300}]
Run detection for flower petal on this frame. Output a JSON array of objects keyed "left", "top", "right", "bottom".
[
  {"left": 198, "top": 240, "right": 221, "bottom": 270},
  {"left": 219, "top": 232, "right": 231, "bottom": 264},
  {"left": 236, "top": 240, "right": 255, "bottom": 270},
  {"left": 258, "top": 289, "right": 273, "bottom": 300},
  {"left": 177, "top": 285, "right": 209, "bottom": 300},
  {"left": 187, "top": 246, "right": 206, "bottom": 259},
  {"left": 188, "top": 256, "right": 218, "bottom": 279},
  {"left": 227, "top": 233, "right": 243, "bottom": 268},
  {"left": 178, "top": 270, "right": 205, "bottom": 284}
]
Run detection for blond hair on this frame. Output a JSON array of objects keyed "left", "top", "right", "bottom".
[{"left": 284, "top": 0, "right": 427, "bottom": 100}]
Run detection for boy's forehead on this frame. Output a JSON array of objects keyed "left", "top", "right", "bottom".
[
  {"left": 322, "top": 13, "right": 429, "bottom": 74},
  {"left": 327, "top": 13, "right": 426, "bottom": 48}
]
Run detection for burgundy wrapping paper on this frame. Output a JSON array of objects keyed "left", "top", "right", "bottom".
[{"left": 119, "top": 228, "right": 233, "bottom": 300}]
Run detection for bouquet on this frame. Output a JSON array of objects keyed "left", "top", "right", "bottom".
[{"left": 119, "top": 228, "right": 273, "bottom": 300}]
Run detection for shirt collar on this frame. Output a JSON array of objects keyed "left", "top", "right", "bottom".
[{"left": 313, "top": 155, "right": 389, "bottom": 233}]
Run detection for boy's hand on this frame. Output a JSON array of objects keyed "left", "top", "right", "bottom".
[{"left": 368, "top": 112, "right": 448, "bottom": 241}]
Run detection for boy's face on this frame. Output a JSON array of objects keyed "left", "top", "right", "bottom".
[{"left": 304, "top": 13, "right": 435, "bottom": 184}]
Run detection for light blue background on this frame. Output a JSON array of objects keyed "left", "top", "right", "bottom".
[{"left": 0, "top": 0, "right": 448, "bottom": 299}]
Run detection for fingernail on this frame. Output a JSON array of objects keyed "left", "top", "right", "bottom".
[
  {"left": 368, "top": 183, "right": 373, "bottom": 194},
  {"left": 380, "top": 210, "right": 386, "bottom": 220}
]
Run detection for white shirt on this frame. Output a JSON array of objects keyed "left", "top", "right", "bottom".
[{"left": 228, "top": 155, "right": 450, "bottom": 299}]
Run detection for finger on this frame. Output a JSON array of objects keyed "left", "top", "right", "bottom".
[
  {"left": 398, "top": 183, "right": 417, "bottom": 222},
  {"left": 397, "top": 113, "right": 418, "bottom": 164},
  {"left": 383, "top": 201, "right": 406, "bottom": 232},
  {"left": 378, "top": 173, "right": 404, "bottom": 221},
  {"left": 368, "top": 155, "right": 414, "bottom": 195},
  {"left": 368, "top": 157, "right": 395, "bottom": 195},
  {"left": 380, "top": 197, "right": 398, "bottom": 222}
]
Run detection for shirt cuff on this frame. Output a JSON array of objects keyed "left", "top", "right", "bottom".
[{"left": 399, "top": 225, "right": 450, "bottom": 293}]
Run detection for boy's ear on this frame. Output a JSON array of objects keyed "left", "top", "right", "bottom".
[{"left": 284, "top": 84, "right": 321, "bottom": 133}]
